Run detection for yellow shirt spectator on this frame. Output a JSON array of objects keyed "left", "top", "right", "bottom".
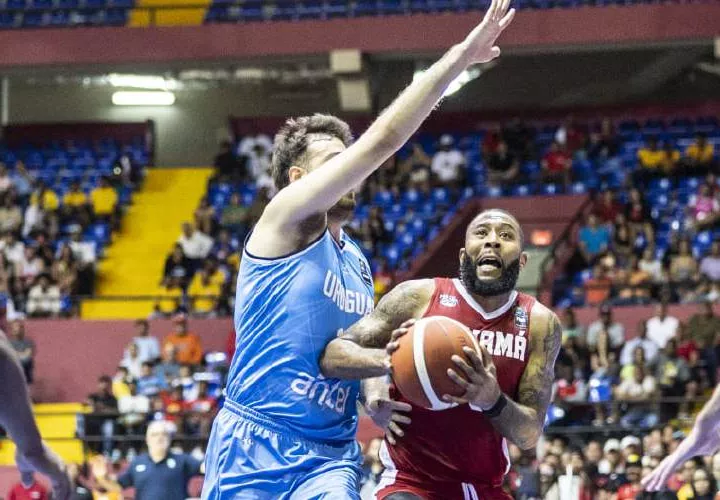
[
  {"left": 188, "top": 271, "right": 223, "bottom": 313},
  {"left": 91, "top": 185, "right": 118, "bottom": 216},
  {"left": 637, "top": 147, "right": 665, "bottom": 169},
  {"left": 155, "top": 284, "right": 183, "bottom": 315},
  {"left": 63, "top": 190, "right": 88, "bottom": 208},
  {"left": 686, "top": 141, "right": 715, "bottom": 164},
  {"left": 112, "top": 378, "right": 130, "bottom": 399},
  {"left": 30, "top": 189, "right": 59, "bottom": 211}
]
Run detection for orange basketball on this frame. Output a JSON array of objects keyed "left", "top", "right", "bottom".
[{"left": 390, "top": 316, "right": 479, "bottom": 410}]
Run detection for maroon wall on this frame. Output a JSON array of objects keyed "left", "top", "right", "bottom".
[
  {"left": 231, "top": 101, "right": 720, "bottom": 138},
  {"left": 22, "top": 318, "right": 232, "bottom": 403},
  {"left": 0, "top": 4, "right": 716, "bottom": 67}
]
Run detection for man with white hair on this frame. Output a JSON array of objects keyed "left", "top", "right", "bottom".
[{"left": 91, "top": 420, "right": 204, "bottom": 500}]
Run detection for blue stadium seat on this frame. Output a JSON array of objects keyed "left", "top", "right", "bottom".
[
  {"left": 206, "top": 6, "right": 230, "bottom": 22},
  {"left": 32, "top": 0, "right": 52, "bottom": 7},
  {"left": 0, "top": 13, "right": 16, "bottom": 28},
  {"left": 105, "top": 8, "right": 128, "bottom": 25},
  {"left": 297, "top": 0, "right": 324, "bottom": 18},
  {"left": 511, "top": 184, "right": 532, "bottom": 197},
  {"left": 7, "top": 0, "right": 26, "bottom": 8},
  {"left": 354, "top": 0, "right": 378, "bottom": 16},
  {"left": 401, "top": 188, "right": 423, "bottom": 208},
  {"left": 272, "top": 1, "right": 297, "bottom": 20},
  {"left": 431, "top": 187, "right": 450, "bottom": 206},
  {"left": 325, "top": 0, "right": 349, "bottom": 17},
  {"left": 383, "top": 245, "right": 401, "bottom": 269},
  {"left": 239, "top": 4, "right": 264, "bottom": 21},
  {"left": 482, "top": 185, "right": 503, "bottom": 198},
  {"left": 570, "top": 182, "right": 587, "bottom": 195},
  {"left": 378, "top": 0, "right": 405, "bottom": 14},
  {"left": 373, "top": 190, "right": 394, "bottom": 208},
  {"left": 385, "top": 203, "right": 405, "bottom": 223}
]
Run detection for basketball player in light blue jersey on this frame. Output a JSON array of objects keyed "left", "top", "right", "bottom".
[{"left": 201, "top": 1, "right": 516, "bottom": 497}]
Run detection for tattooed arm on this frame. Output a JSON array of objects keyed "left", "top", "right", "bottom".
[
  {"left": 444, "top": 302, "right": 561, "bottom": 450},
  {"left": 319, "top": 279, "right": 434, "bottom": 380}
]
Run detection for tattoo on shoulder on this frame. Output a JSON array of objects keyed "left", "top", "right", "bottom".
[
  {"left": 518, "top": 309, "right": 562, "bottom": 415},
  {"left": 341, "top": 279, "right": 433, "bottom": 348}
]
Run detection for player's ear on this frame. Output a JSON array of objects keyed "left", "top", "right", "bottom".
[
  {"left": 519, "top": 252, "right": 528, "bottom": 270},
  {"left": 288, "top": 165, "right": 306, "bottom": 184}
]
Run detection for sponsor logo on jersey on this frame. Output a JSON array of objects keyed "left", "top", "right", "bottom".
[
  {"left": 359, "top": 260, "right": 373, "bottom": 287},
  {"left": 514, "top": 307, "right": 528, "bottom": 334},
  {"left": 290, "top": 372, "right": 350, "bottom": 415},
  {"left": 439, "top": 294, "right": 459, "bottom": 308},
  {"left": 323, "top": 270, "right": 375, "bottom": 316},
  {"left": 476, "top": 329, "right": 527, "bottom": 361}
]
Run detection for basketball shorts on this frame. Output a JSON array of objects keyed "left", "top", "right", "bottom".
[
  {"left": 374, "top": 474, "right": 512, "bottom": 500},
  {"left": 200, "top": 399, "right": 363, "bottom": 500}
]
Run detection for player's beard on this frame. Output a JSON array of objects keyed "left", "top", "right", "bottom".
[
  {"left": 459, "top": 254, "right": 521, "bottom": 297},
  {"left": 327, "top": 192, "right": 356, "bottom": 223}
]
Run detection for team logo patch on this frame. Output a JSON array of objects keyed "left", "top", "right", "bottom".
[
  {"left": 439, "top": 294, "right": 459, "bottom": 307},
  {"left": 359, "top": 260, "right": 373, "bottom": 287},
  {"left": 514, "top": 307, "right": 528, "bottom": 331}
]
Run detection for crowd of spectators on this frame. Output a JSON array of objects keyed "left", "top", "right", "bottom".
[
  {"left": 79, "top": 315, "right": 221, "bottom": 463},
  {"left": 0, "top": 155, "right": 138, "bottom": 318}
]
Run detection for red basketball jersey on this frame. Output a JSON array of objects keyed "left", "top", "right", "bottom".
[{"left": 384, "top": 277, "right": 537, "bottom": 487}]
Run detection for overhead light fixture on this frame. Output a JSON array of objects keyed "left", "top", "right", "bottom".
[
  {"left": 107, "top": 74, "right": 177, "bottom": 90},
  {"left": 111, "top": 91, "right": 176, "bottom": 106}
]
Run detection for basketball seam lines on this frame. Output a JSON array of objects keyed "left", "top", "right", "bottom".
[{"left": 412, "top": 319, "right": 452, "bottom": 411}]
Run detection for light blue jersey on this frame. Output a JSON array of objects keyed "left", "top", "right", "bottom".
[{"left": 202, "top": 228, "right": 375, "bottom": 499}]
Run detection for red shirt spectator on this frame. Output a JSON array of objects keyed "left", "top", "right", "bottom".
[
  {"left": 543, "top": 143, "right": 571, "bottom": 173},
  {"left": 482, "top": 126, "right": 501, "bottom": 156},
  {"left": 616, "top": 483, "right": 642, "bottom": 500},
  {"left": 162, "top": 387, "right": 188, "bottom": 423},
  {"left": 594, "top": 191, "right": 623, "bottom": 224},
  {"left": 7, "top": 478, "right": 49, "bottom": 500}
]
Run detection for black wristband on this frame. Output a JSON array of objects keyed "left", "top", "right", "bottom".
[{"left": 484, "top": 393, "right": 508, "bottom": 418}]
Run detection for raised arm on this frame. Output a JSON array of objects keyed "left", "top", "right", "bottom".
[
  {"left": 257, "top": 0, "right": 515, "bottom": 232},
  {"left": 643, "top": 383, "right": 720, "bottom": 491},
  {"left": 319, "top": 279, "right": 434, "bottom": 379},
  {"left": 0, "top": 332, "right": 71, "bottom": 499},
  {"left": 444, "top": 304, "right": 562, "bottom": 450}
]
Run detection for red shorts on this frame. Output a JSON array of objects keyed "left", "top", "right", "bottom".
[{"left": 374, "top": 473, "right": 511, "bottom": 500}]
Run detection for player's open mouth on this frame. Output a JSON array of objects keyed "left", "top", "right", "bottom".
[{"left": 477, "top": 255, "right": 502, "bottom": 269}]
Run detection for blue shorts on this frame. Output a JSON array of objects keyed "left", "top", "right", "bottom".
[{"left": 201, "top": 399, "right": 362, "bottom": 499}]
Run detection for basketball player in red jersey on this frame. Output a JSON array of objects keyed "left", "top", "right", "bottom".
[{"left": 320, "top": 209, "right": 562, "bottom": 500}]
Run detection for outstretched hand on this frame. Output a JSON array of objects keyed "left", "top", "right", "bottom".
[
  {"left": 366, "top": 396, "right": 412, "bottom": 446},
  {"left": 461, "top": 0, "right": 516, "bottom": 65},
  {"left": 443, "top": 344, "right": 502, "bottom": 410}
]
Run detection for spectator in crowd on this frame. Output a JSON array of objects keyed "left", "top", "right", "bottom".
[
  {"left": 154, "top": 276, "right": 185, "bottom": 317},
  {"left": 61, "top": 180, "right": 90, "bottom": 228},
  {"left": 161, "top": 386, "right": 187, "bottom": 427},
  {"left": 90, "top": 420, "right": 204, "bottom": 500},
  {"left": 686, "top": 301, "right": 720, "bottom": 384},
  {"left": 84, "top": 375, "right": 118, "bottom": 456},
  {"left": 131, "top": 319, "right": 160, "bottom": 364},
  {"left": 541, "top": 141, "right": 571, "bottom": 189},
  {"left": 9, "top": 162, "right": 33, "bottom": 203},
  {"left": 162, "top": 243, "right": 192, "bottom": 288},
  {"left": 616, "top": 454, "right": 643, "bottom": 500},
  {"left": 635, "top": 137, "right": 665, "bottom": 185},
  {"left": 1, "top": 231, "right": 25, "bottom": 265},
  {"left": 677, "top": 459, "right": 701, "bottom": 500},
  {"left": 156, "top": 344, "right": 181, "bottom": 385},
  {"left": 625, "top": 188, "right": 654, "bottom": 242},
  {"left": 584, "top": 264, "right": 612, "bottom": 306},
  {"left": 185, "top": 381, "right": 217, "bottom": 437},
  {"left": 611, "top": 222, "right": 634, "bottom": 266},
  {"left": 688, "top": 184, "right": 720, "bottom": 230},
  {"left": 503, "top": 118, "right": 535, "bottom": 161},
  {"left": 670, "top": 240, "right": 698, "bottom": 296},
  {"left": 67, "top": 226, "right": 97, "bottom": 295},
  {"left": 90, "top": 177, "right": 118, "bottom": 228},
  {"left": 175, "top": 364, "right": 198, "bottom": 401},
  {"left": 112, "top": 366, "right": 131, "bottom": 399},
  {"left": 51, "top": 245, "right": 78, "bottom": 296},
  {"left": 247, "top": 186, "right": 272, "bottom": 229},
  {"left": 194, "top": 197, "right": 216, "bottom": 236},
  {"left": 659, "top": 141, "right": 681, "bottom": 176},
  {"left": 6, "top": 473, "right": 49, "bottom": 500},
  {"left": 0, "top": 195, "right": 23, "bottom": 234},
  {"left": 689, "top": 467, "right": 717, "bottom": 500},
  {"left": 614, "top": 256, "right": 652, "bottom": 304},
  {"left": 619, "top": 321, "right": 659, "bottom": 366},
  {"left": 639, "top": 247, "right": 665, "bottom": 287},
  {"left": 0, "top": 164, "right": 13, "bottom": 194},
  {"left": 212, "top": 140, "right": 246, "bottom": 183},
  {"left": 188, "top": 260, "right": 224, "bottom": 316},
  {"left": 26, "top": 274, "right": 61, "bottom": 318},
  {"left": 598, "top": 438, "right": 623, "bottom": 475},
  {"left": 646, "top": 301, "right": 680, "bottom": 349},
  {"left": 136, "top": 362, "right": 166, "bottom": 397},
  {"left": 163, "top": 315, "right": 203, "bottom": 366},
  {"left": 684, "top": 133, "right": 716, "bottom": 175},
  {"left": 650, "top": 338, "right": 691, "bottom": 419},
  {"left": 586, "top": 303, "right": 626, "bottom": 352},
  {"left": 120, "top": 343, "right": 144, "bottom": 380},
  {"left": 595, "top": 191, "right": 624, "bottom": 226},
  {"left": 486, "top": 141, "right": 519, "bottom": 186},
  {"left": 577, "top": 214, "right": 611, "bottom": 269},
  {"left": 615, "top": 364, "right": 659, "bottom": 428},
  {"left": 212, "top": 229, "right": 240, "bottom": 263},
  {"left": 177, "top": 222, "right": 213, "bottom": 271},
  {"left": 0, "top": 252, "right": 14, "bottom": 305},
  {"left": 560, "top": 308, "right": 584, "bottom": 343},
  {"left": 8, "top": 320, "right": 34, "bottom": 385},
  {"left": 219, "top": 193, "right": 249, "bottom": 240},
  {"left": 700, "top": 241, "right": 720, "bottom": 282},
  {"left": 431, "top": 134, "right": 465, "bottom": 188},
  {"left": 555, "top": 116, "right": 586, "bottom": 155},
  {"left": 403, "top": 143, "right": 432, "bottom": 190},
  {"left": 116, "top": 380, "right": 150, "bottom": 436}
]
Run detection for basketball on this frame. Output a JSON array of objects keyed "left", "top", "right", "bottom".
[{"left": 390, "top": 316, "right": 479, "bottom": 411}]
